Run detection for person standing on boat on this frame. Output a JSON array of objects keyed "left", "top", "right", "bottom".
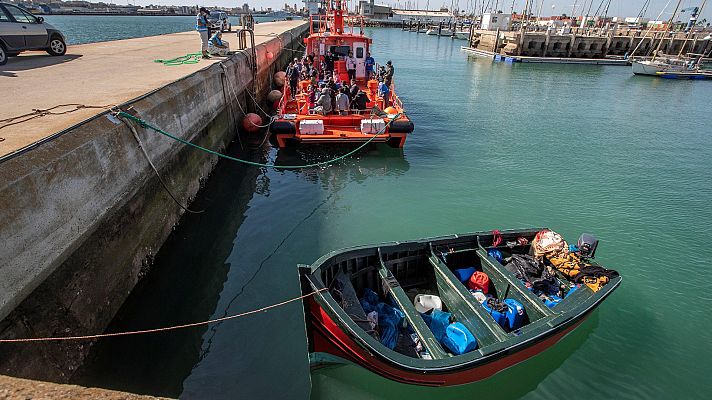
[
  {"left": 348, "top": 79, "right": 359, "bottom": 101},
  {"left": 365, "top": 52, "right": 375, "bottom": 79},
  {"left": 384, "top": 60, "right": 394, "bottom": 88},
  {"left": 335, "top": 87, "right": 350, "bottom": 115},
  {"left": 346, "top": 51, "right": 357, "bottom": 81},
  {"left": 196, "top": 8, "right": 211, "bottom": 59},
  {"left": 286, "top": 61, "right": 299, "bottom": 99},
  {"left": 378, "top": 78, "right": 390, "bottom": 108}
]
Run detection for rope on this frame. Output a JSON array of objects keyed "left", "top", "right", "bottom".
[
  {"left": 154, "top": 53, "right": 203, "bottom": 66},
  {"left": 0, "top": 288, "right": 326, "bottom": 343},
  {"left": 116, "top": 111, "right": 402, "bottom": 170},
  {"left": 0, "top": 104, "right": 115, "bottom": 132},
  {"left": 120, "top": 116, "right": 204, "bottom": 214}
]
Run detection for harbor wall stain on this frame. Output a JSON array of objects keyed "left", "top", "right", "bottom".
[{"left": 0, "top": 24, "right": 307, "bottom": 382}]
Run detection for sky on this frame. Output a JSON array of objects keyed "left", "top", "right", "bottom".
[{"left": 101, "top": 1, "right": 711, "bottom": 21}]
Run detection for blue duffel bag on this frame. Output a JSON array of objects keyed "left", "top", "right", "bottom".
[
  {"left": 453, "top": 267, "right": 477, "bottom": 283},
  {"left": 442, "top": 322, "right": 478, "bottom": 355}
]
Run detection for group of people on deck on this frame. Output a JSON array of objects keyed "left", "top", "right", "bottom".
[{"left": 284, "top": 51, "right": 396, "bottom": 116}]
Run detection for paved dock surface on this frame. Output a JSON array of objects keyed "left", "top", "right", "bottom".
[
  {"left": 0, "top": 20, "right": 305, "bottom": 157},
  {"left": 0, "top": 374, "right": 171, "bottom": 399}
]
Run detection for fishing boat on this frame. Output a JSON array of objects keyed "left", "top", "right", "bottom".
[
  {"left": 270, "top": 0, "right": 414, "bottom": 148},
  {"left": 298, "top": 228, "right": 621, "bottom": 386}
]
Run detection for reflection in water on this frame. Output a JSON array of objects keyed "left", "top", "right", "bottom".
[
  {"left": 275, "top": 145, "right": 410, "bottom": 191},
  {"left": 73, "top": 142, "right": 411, "bottom": 399},
  {"left": 311, "top": 312, "right": 599, "bottom": 400},
  {"left": 74, "top": 147, "right": 264, "bottom": 397}
]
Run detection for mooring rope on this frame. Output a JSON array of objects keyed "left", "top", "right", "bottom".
[
  {"left": 0, "top": 104, "right": 115, "bottom": 132},
  {"left": 120, "top": 115, "right": 204, "bottom": 214},
  {"left": 0, "top": 288, "right": 326, "bottom": 343},
  {"left": 154, "top": 53, "right": 203, "bottom": 66},
  {"left": 116, "top": 111, "right": 402, "bottom": 170}
]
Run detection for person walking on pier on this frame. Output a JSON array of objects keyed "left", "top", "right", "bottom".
[{"left": 196, "top": 8, "right": 211, "bottom": 59}]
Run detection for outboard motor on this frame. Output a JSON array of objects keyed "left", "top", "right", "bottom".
[{"left": 577, "top": 233, "right": 599, "bottom": 258}]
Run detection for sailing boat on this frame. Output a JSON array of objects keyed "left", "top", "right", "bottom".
[{"left": 631, "top": 0, "right": 710, "bottom": 77}]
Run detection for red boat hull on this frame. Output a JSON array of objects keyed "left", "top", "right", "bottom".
[{"left": 306, "top": 297, "right": 585, "bottom": 387}]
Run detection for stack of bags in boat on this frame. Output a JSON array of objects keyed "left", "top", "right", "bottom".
[
  {"left": 531, "top": 229, "right": 619, "bottom": 293},
  {"left": 454, "top": 267, "right": 525, "bottom": 332},
  {"left": 500, "top": 252, "right": 571, "bottom": 308},
  {"left": 414, "top": 294, "right": 478, "bottom": 355}
]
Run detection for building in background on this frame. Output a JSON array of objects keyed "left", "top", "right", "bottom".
[{"left": 481, "top": 12, "right": 511, "bottom": 30}]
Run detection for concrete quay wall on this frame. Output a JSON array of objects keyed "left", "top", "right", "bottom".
[
  {"left": 470, "top": 29, "right": 712, "bottom": 58},
  {"left": 0, "top": 24, "right": 307, "bottom": 382}
]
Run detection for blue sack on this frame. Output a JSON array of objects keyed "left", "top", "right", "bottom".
[
  {"left": 425, "top": 310, "right": 451, "bottom": 341},
  {"left": 375, "top": 302, "right": 405, "bottom": 350},
  {"left": 543, "top": 295, "right": 563, "bottom": 308},
  {"left": 359, "top": 288, "right": 380, "bottom": 314},
  {"left": 488, "top": 249, "right": 503, "bottom": 263},
  {"left": 441, "top": 322, "right": 478, "bottom": 355},
  {"left": 453, "top": 267, "right": 476, "bottom": 283},
  {"left": 565, "top": 285, "right": 580, "bottom": 298}
]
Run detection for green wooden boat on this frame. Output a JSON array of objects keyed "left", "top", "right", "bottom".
[{"left": 298, "top": 228, "right": 621, "bottom": 386}]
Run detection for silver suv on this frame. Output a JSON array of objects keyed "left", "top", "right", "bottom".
[{"left": 0, "top": 2, "right": 67, "bottom": 66}]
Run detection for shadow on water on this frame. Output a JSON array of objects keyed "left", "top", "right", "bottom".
[
  {"left": 73, "top": 140, "right": 266, "bottom": 397},
  {"left": 74, "top": 139, "right": 412, "bottom": 399},
  {"left": 311, "top": 312, "right": 599, "bottom": 400}
]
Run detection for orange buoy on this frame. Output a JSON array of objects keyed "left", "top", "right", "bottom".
[
  {"left": 242, "top": 113, "right": 262, "bottom": 133},
  {"left": 274, "top": 71, "right": 286, "bottom": 88},
  {"left": 267, "top": 89, "right": 282, "bottom": 104},
  {"left": 384, "top": 106, "right": 398, "bottom": 115}
]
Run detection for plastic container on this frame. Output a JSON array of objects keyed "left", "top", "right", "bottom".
[{"left": 414, "top": 294, "right": 443, "bottom": 314}]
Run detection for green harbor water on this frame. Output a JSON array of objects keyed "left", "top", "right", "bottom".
[{"left": 61, "top": 21, "right": 712, "bottom": 399}]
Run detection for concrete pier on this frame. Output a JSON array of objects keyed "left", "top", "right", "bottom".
[
  {"left": 463, "top": 29, "right": 712, "bottom": 63},
  {"left": 0, "top": 20, "right": 308, "bottom": 383}
]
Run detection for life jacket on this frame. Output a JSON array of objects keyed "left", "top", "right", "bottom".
[{"left": 547, "top": 253, "right": 618, "bottom": 292}]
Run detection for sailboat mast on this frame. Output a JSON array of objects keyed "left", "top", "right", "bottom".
[
  {"left": 677, "top": 0, "right": 707, "bottom": 57},
  {"left": 652, "top": 0, "right": 683, "bottom": 61}
]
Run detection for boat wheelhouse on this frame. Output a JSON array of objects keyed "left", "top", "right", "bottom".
[
  {"left": 298, "top": 228, "right": 621, "bottom": 386},
  {"left": 270, "top": 0, "right": 414, "bottom": 148}
]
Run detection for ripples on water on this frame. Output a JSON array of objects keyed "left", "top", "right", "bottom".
[{"left": 71, "top": 24, "right": 712, "bottom": 399}]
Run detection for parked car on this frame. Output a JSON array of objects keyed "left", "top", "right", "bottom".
[
  {"left": 207, "top": 10, "right": 231, "bottom": 32},
  {"left": 0, "top": 2, "right": 67, "bottom": 66}
]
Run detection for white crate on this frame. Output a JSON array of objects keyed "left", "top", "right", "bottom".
[
  {"left": 360, "top": 118, "right": 386, "bottom": 135},
  {"left": 299, "top": 120, "right": 324, "bottom": 135}
]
